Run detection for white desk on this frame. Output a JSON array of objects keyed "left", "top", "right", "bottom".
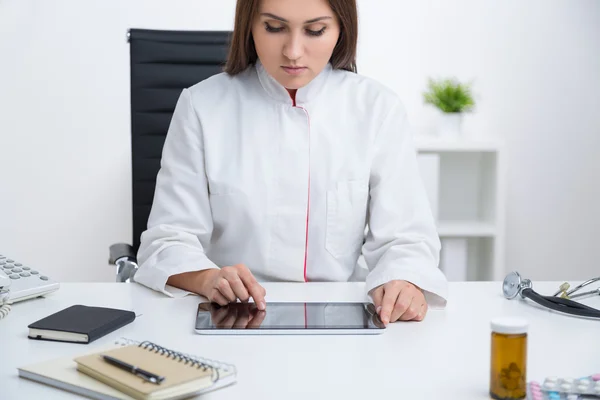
[{"left": 1, "top": 281, "right": 598, "bottom": 400}]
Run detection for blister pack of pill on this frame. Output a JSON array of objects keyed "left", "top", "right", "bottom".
[{"left": 527, "top": 374, "right": 600, "bottom": 400}]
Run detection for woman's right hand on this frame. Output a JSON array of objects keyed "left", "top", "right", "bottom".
[{"left": 198, "top": 264, "right": 266, "bottom": 310}]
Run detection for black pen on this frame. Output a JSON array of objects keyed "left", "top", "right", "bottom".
[{"left": 102, "top": 355, "right": 165, "bottom": 384}]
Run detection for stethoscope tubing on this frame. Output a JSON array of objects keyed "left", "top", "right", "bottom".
[{"left": 522, "top": 288, "right": 600, "bottom": 319}]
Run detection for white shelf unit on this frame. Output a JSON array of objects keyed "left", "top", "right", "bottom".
[{"left": 415, "top": 135, "right": 506, "bottom": 282}]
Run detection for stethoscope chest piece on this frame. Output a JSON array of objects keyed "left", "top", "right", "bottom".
[{"left": 503, "top": 271, "right": 532, "bottom": 299}]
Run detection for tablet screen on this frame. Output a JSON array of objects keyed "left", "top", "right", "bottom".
[{"left": 195, "top": 302, "right": 385, "bottom": 331}]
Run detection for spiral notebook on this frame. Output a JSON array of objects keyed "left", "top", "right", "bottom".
[{"left": 18, "top": 338, "right": 237, "bottom": 400}]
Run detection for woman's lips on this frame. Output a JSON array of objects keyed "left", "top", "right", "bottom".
[{"left": 282, "top": 66, "right": 308, "bottom": 75}]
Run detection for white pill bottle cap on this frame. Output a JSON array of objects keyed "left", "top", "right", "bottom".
[{"left": 491, "top": 317, "right": 529, "bottom": 334}]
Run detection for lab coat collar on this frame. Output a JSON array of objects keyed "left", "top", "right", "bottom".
[{"left": 255, "top": 59, "right": 332, "bottom": 106}]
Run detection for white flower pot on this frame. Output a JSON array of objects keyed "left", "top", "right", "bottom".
[{"left": 438, "top": 112, "right": 463, "bottom": 137}]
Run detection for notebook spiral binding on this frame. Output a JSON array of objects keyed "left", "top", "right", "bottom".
[{"left": 114, "top": 337, "right": 236, "bottom": 382}]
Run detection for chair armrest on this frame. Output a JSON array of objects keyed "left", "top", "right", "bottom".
[
  {"left": 109, "top": 243, "right": 138, "bottom": 283},
  {"left": 109, "top": 243, "right": 137, "bottom": 265}
]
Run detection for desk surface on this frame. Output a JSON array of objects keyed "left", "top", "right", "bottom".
[{"left": 1, "top": 281, "right": 598, "bottom": 400}]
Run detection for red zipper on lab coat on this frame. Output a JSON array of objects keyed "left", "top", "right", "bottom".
[
  {"left": 290, "top": 91, "right": 310, "bottom": 283},
  {"left": 303, "top": 168, "right": 310, "bottom": 283}
]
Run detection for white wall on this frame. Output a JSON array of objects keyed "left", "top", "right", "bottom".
[{"left": 1, "top": 0, "right": 599, "bottom": 283}]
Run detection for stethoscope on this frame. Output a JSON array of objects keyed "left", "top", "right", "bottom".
[{"left": 502, "top": 271, "right": 600, "bottom": 319}]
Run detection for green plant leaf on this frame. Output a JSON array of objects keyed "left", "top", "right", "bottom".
[{"left": 423, "top": 78, "right": 475, "bottom": 113}]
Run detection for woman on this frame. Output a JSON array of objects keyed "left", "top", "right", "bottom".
[{"left": 135, "top": 0, "right": 448, "bottom": 325}]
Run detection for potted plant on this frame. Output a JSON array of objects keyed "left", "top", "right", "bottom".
[{"left": 423, "top": 78, "right": 475, "bottom": 137}]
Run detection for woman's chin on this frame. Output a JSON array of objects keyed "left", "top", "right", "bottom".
[{"left": 277, "top": 75, "right": 313, "bottom": 91}]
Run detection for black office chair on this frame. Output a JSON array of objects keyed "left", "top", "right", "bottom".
[{"left": 108, "top": 28, "right": 232, "bottom": 282}]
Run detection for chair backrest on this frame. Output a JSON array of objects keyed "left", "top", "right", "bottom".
[{"left": 127, "top": 28, "right": 231, "bottom": 251}]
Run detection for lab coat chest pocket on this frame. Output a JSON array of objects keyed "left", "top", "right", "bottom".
[{"left": 325, "top": 180, "right": 369, "bottom": 259}]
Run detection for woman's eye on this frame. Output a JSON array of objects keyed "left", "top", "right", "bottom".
[
  {"left": 306, "top": 27, "right": 326, "bottom": 37},
  {"left": 265, "top": 23, "right": 284, "bottom": 33}
]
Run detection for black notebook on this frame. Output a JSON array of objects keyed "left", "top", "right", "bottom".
[{"left": 28, "top": 305, "right": 135, "bottom": 344}]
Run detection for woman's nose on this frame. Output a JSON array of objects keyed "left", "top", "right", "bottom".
[{"left": 283, "top": 33, "right": 303, "bottom": 61}]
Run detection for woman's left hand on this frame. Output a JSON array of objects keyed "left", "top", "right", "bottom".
[{"left": 370, "top": 280, "right": 428, "bottom": 325}]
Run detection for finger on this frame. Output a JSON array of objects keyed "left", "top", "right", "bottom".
[
  {"left": 380, "top": 284, "right": 401, "bottom": 325},
  {"left": 370, "top": 286, "right": 384, "bottom": 315},
  {"left": 227, "top": 273, "right": 250, "bottom": 303},
  {"left": 397, "top": 294, "right": 418, "bottom": 321},
  {"left": 217, "top": 277, "right": 237, "bottom": 302},
  {"left": 389, "top": 284, "right": 411, "bottom": 322},
  {"left": 414, "top": 302, "right": 428, "bottom": 321},
  {"left": 211, "top": 290, "right": 229, "bottom": 307},
  {"left": 236, "top": 265, "right": 266, "bottom": 310},
  {"left": 248, "top": 310, "right": 266, "bottom": 329}
]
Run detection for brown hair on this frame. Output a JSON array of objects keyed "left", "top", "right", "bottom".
[{"left": 224, "top": 0, "right": 358, "bottom": 75}]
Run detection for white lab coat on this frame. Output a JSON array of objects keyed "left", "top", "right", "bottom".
[{"left": 134, "top": 60, "right": 448, "bottom": 308}]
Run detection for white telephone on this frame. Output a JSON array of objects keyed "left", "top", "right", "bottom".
[
  {"left": 0, "top": 270, "right": 12, "bottom": 319},
  {"left": 0, "top": 270, "right": 10, "bottom": 288},
  {"left": 0, "top": 254, "right": 60, "bottom": 319}
]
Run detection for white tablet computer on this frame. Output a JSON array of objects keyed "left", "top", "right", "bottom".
[{"left": 195, "top": 302, "right": 386, "bottom": 335}]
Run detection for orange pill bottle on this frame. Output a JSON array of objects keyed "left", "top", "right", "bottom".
[{"left": 489, "top": 317, "right": 529, "bottom": 400}]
